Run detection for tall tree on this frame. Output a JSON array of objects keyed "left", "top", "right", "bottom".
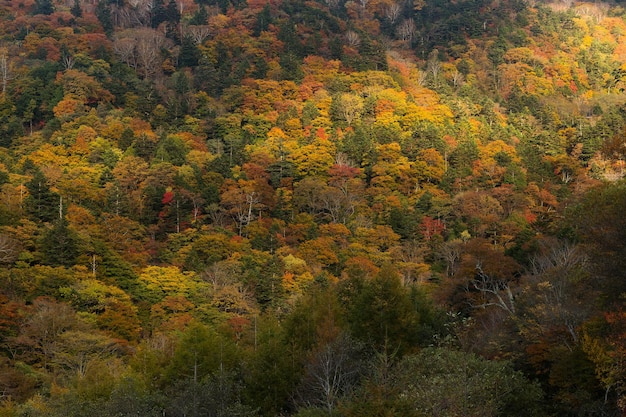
[
  {"left": 24, "top": 169, "right": 60, "bottom": 223},
  {"left": 41, "top": 217, "right": 80, "bottom": 267},
  {"left": 0, "top": 97, "right": 21, "bottom": 147},
  {"left": 341, "top": 264, "right": 423, "bottom": 355},
  {"left": 245, "top": 318, "right": 301, "bottom": 416},
  {"left": 296, "top": 332, "right": 364, "bottom": 415},
  {"left": 178, "top": 36, "right": 201, "bottom": 68},
  {"left": 189, "top": 4, "right": 208, "bottom": 25},
  {"left": 151, "top": 0, "right": 168, "bottom": 28},
  {"left": 95, "top": 1, "right": 114, "bottom": 37},
  {"left": 70, "top": 0, "right": 82, "bottom": 17},
  {"left": 253, "top": 4, "right": 272, "bottom": 36},
  {"left": 32, "top": 0, "right": 54, "bottom": 15}
]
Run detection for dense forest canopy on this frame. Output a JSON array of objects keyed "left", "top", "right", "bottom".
[{"left": 0, "top": 0, "right": 626, "bottom": 414}]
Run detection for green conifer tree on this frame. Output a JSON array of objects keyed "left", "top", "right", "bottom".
[
  {"left": 253, "top": 4, "right": 272, "bottom": 36},
  {"left": 24, "top": 170, "right": 60, "bottom": 223},
  {"left": 70, "top": 0, "right": 82, "bottom": 17},
  {"left": 151, "top": 0, "right": 168, "bottom": 28},
  {"left": 32, "top": 0, "right": 54, "bottom": 15},
  {"left": 41, "top": 217, "right": 79, "bottom": 267},
  {"left": 95, "top": 1, "right": 114, "bottom": 36},
  {"left": 189, "top": 4, "right": 208, "bottom": 25},
  {"left": 178, "top": 36, "right": 201, "bottom": 68}
]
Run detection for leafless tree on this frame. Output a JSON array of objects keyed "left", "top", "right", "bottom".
[
  {"left": 529, "top": 239, "right": 587, "bottom": 276},
  {"left": 114, "top": 0, "right": 152, "bottom": 28},
  {"left": 345, "top": 30, "right": 361, "bottom": 49},
  {"left": 575, "top": 3, "right": 608, "bottom": 23},
  {"left": 136, "top": 28, "right": 170, "bottom": 79},
  {"left": 186, "top": 24, "right": 211, "bottom": 44},
  {"left": 0, "top": 47, "right": 12, "bottom": 95},
  {"left": 470, "top": 261, "right": 516, "bottom": 316},
  {"left": 113, "top": 28, "right": 171, "bottom": 79},
  {"left": 394, "top": 240, "right": 429, "bottom": 285},
  {"left": 111, "top": 5, "right": 136, "bottom": 28},
  {"left": 318, "top": 187, "right": 357, "bottom": 224},
  {"left": 396, "top": 18, "right": 416, "bottom": 44},
  {"left": 52, "top": 330, "right": 119, "bottom": 377},
  {"left": 113, "top": 36, "right": 139, "bottom": 70},
  {"left": 188, "top": 193, "right": 204, "bottom": 224},
  {"left": 206, "top": 203, "right": 228, "bottom": 228},
  {"left": 294, "top": 174, "right": 362, "bottom": 225},
  {"left": 220, "top": 183, "right": 261, "bottom": 235},
  {"left": 522, "top": 239, "right": 592, "bottom": 346},
  {"left": 11, "top": 299, "right": 79, "bottom": 369},
  {"left": 384, "top": 2, "right": 402, "bottom": 25},
  {"left": 297, "top": 332, "right": 363, "bottom": 415},
  {"left": 416, "top": 69, "right": 427, "bottom": 86},
  {"left": 438, "top": 239, "right": 463, "bottom": 277},
  {"left": 61, "top": 53, "right": 75, "bottom": 70},
  {"left": 334, "top": 152, "right": 354, "bottom": 168},
  {"left": 451, "top": 69, "right": 464, "bottom": 88},
  {"left": 201, "top": 259, "right": 242, "bottom": 289},
  {"left": 427, "top": 49, "right": 442, "bottom": 85},
  {"left": 0, "top": 234, "right": 19, "bottom": 265}
]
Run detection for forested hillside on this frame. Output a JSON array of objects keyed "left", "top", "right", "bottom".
[{"left": 0, "top": 0, "right": 625, "bottom": 414}]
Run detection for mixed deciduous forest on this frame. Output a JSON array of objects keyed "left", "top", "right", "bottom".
[{"left": 0, "top": 0, "right": 625, "bottom": 414}]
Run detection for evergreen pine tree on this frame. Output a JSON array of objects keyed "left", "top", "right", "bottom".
[
  {"left": 194, "top": 56, "right": 220, "bottom": 96},
  {"left": 91, "top": 240, "right": 142, "bottom": 299},
  {"left": 95, "top": 0, "right": 114, "bottom": 37},
  {"left": 151, "top": 0, "right": 168, "bottom": 28},
  {"left": 32, "top": 0, "right": 54, "bottom": 15},
  {"left": 0, "top": 97, "right": 22, "bottom": 147},
  {"left": 216, "top": 0, "right": 229, "bottom": 13},
  {"left": 24, "top": 170, "right": 60, "bottom": 223},
  {"left": 118, "top": 127, "right": 135, "bottom": 151},
  {"left": 41, "top": 217, "right": 79, "bottom": 267},
  {"left": 358, "top": 35, "right": 388, "bottom": 71},
  {"left": 165, "top": 0, "right": 180, "bottom": 23},
  {"left": 329, "top": 36, "right": 343, "bottom": 60},
  {"left": 279, "top": 52, "right": 303, "bottom": 82},
  {"left": 278, "top": 21, "right": 303, "bottom": 57},
  {"left": 251, "top": 55, "right": 268, "bottom": 79},
  {"left": 253, "top": 4, "right": 272, "bottom": 36},
  {"left": 178, "top": 36, "right": 201, "bottom": 68},
  {"left": 70, "top": 0, "right": 82, "bottom": 17},
  {"left": 204, "top": 41, "right": 233, "bottom": 95},
  {"left": 164, "top": 0, "right": 181, "bottom": 41},
  {"left": 189, "top": 4, "right": 208, "bottom": 25}
]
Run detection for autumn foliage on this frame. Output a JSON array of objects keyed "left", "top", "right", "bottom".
[{"left": 0, "top": 0, "right": 625, "bottom": 414}]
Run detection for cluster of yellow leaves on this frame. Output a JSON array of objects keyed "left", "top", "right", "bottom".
[
  {"left": 281, "top": 254, "right": 313, "bottom": 295},
  {"left": 301, "top": 56, "right": 342, "bottom": 84},
  {"left": 472, "top": 140, "right": 521, "bottom": 186},
  {"left": 138, "top": 266, "right": 203, "bottom": 302},
  {"left": 370, "top": 142, "right": 415, "bottom": 196},
  {"left": 403, "top": 89, "right": 453, "bottom": 126}
]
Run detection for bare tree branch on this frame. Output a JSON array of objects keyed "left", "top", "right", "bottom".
[
  {"left": 470, "top": 261, "right": 516, "bottom": 316},
  {"left": 0, "top": 235, "right": 19, "bottom": 265}
]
